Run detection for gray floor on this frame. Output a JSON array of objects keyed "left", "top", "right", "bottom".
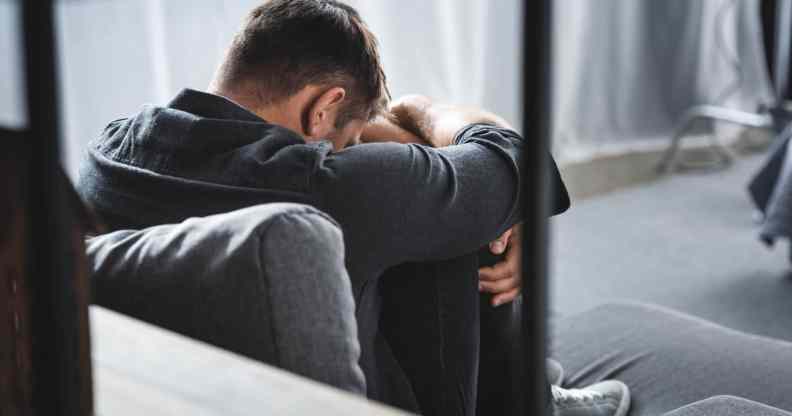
[{"left": 551, "top": 152, "right": 792, "bottom": 342}]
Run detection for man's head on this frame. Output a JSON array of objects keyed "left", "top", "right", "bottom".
[{"left": 210, "top": 0, "right": 389, "bottom": 149}]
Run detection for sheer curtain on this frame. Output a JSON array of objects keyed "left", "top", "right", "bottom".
[
  {"left": 347, "top": 0, "right": 522, "bottom": 125},
  {"left": 54, "top": 0, "right": 264, "bottom": 178},
  {"left": 0, "top": 1, "right": 772, "bottom": 177},
  {"left": 552, "top": 0, "right": 773, "bottom": 164}
]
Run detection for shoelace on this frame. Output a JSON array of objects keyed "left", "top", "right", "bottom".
[{"left": 551, "top": 385, "right": 604, "bottom": 405}]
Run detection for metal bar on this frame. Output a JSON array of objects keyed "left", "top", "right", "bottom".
[
  {"left": 774, "top": 0, "right": 792, "bottom": 102},
  {"left": 21, "top": 0, "right": 90, "bottom": 414},
  {"left": 521, "top": 0, "right": 552, "bottom": 415}
]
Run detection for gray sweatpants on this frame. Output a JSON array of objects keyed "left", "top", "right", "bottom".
[{"left": 553, "top": 302, "right": 792, "bottom": 416}]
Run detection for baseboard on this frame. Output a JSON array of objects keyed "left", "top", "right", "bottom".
[{"left": 558, "top": 127, "right": 773, "bottom": 201}]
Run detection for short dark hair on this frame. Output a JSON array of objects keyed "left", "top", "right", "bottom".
[{"left": 219, "top": 0, "right": 389, "bottom": 126}]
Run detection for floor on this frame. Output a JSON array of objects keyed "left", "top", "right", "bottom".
[{"left": 551, "top": 151, "right": 792, "bottom": 342}]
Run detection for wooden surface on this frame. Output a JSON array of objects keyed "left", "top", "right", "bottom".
[
  {"left": 1, "top": 135, "right": 33, "bottom": 416},
  {"left": 91, "top": 306, "right": 411, "bottom": 416}
]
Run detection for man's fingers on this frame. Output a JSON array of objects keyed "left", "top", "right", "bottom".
[
  {"left": 478, "top": 262, "right": 514, "bottom": 282},
  {"left": 492, "top": 288, "right": 520, "bottom": 307},
  {"left": 489, "top": 228, "right": 512, "bottom": 255},
  {"left": 479, "top": 243, "right": 520, "bottom": 281},
  {"left": 489, "top": 240, "right": 506, "bottom": 255},
  {"left": 479, "top": 275, "right": 520, "bottom": 294},
  {"left": 481, "top": 223, "right": 523, "bottom": 305}
]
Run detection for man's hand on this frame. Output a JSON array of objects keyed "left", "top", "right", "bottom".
[
  {"left": 361, "top": 114, "right": 426, "bottom": 145},
  {"left": 388, "top": 95, "right": 515, "bottom": 148},
  {"left": 478, "top": 224, "right": 522, "bottom": 307}
]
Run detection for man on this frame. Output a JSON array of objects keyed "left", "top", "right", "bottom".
[{"left": 77, "top": 1, "right": 628, "bottom": 415}]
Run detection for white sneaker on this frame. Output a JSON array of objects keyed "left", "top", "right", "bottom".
[
  {"left": 547, "top": 358, "right": 564, "bottom": 386},
  {"left": 552, "top": 380, "right": 631, "bottom": 416}
]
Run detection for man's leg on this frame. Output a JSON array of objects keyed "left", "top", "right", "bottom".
[
  {"left": 379, "top": 251, "right": 551, "bottom": 416},
  {"left": 476, "top": 250, "right": 553, "bottom": 416},
  {"left": 379, "top": 254, "right": 481, "bottom": 416},
  {"left": 553, "top": 302, "right": 792, "bottom": 416}
]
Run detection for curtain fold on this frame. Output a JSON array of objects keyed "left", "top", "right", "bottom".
[
  {"left": 552, "top": 0, "right": 773, "bottom": 164},
  {"left": 347, "top": 0, "right": 522, "bottom": 125}
]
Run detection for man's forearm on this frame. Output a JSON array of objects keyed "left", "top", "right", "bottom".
[
  {"left": 390, "top": 95, "right": 515, "bottom": 148},
  {"left": 424, "top": 104, "right": 515, "bottom": 146},
  {"left": 360, "top": 114, "right": 428, "bottom": 145}
]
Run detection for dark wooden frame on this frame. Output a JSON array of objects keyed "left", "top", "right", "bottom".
[{"left": 20, "top": 1, "right": 93, "bottom": 414}]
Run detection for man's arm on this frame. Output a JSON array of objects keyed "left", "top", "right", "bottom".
[
  {"left": 360, "top": 114, "right": 427, "bottom": 145},
  {"left": 313, "top": 105, "right": 525, "bottom": 274},
  {"left": 361, "top": 96, "right": 534, "bottom": 306},
  {"left": 361, "top": 95, "right": 515, "bottom": 148},
  {"left": 388, "top": 95, "right": 515, "bottom": 147}
]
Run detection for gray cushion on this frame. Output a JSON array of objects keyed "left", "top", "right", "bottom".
[
  {"left": 86, "top": 203, "right": 365, "bottom": 393},
  {"left": 553, "top": 302, "right": 792, "bottom": 416},
  {"left": 663, "top": 396, "right": 792, "bottom": 416}
]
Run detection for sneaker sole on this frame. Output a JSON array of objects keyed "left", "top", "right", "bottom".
[
  {"left": 547, "top": 359, "right": 565, "bottom": 386},
  {"left": 614, "top": 381, "right": 631, "bottom": 416}
]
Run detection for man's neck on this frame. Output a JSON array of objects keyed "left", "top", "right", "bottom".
[{"left": 209, "top": 87, "right": 304, "bottom": 136}]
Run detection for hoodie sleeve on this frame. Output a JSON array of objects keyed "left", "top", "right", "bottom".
[{"left": 312, "top": 123, "right": 568, "bottom": 271}]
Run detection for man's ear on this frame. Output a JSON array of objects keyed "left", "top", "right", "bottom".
[{"left": 304, "top": 87, "right": 346, "bottom": 138}]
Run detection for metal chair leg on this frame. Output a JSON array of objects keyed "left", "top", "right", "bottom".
[{"left": 657, "top": 105, "right": 773, "bottom": 173}]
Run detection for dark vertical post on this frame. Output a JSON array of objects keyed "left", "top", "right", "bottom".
[
  {"left": 22, "top": 0, "right": 90, "bottom": 415},
  {"left": 521, "top": 0, "right": 553, "bottom": 415}
]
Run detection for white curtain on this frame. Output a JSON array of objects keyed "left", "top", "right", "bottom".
[
  {"left": 347, "top": 0, "right": 523, "bottom": 125},
  {"left": 552, "top": 0, "right": 773, "bottom": 164},
  {"left": 0, "top": 1, "right": 773, "bottom": 176}
]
